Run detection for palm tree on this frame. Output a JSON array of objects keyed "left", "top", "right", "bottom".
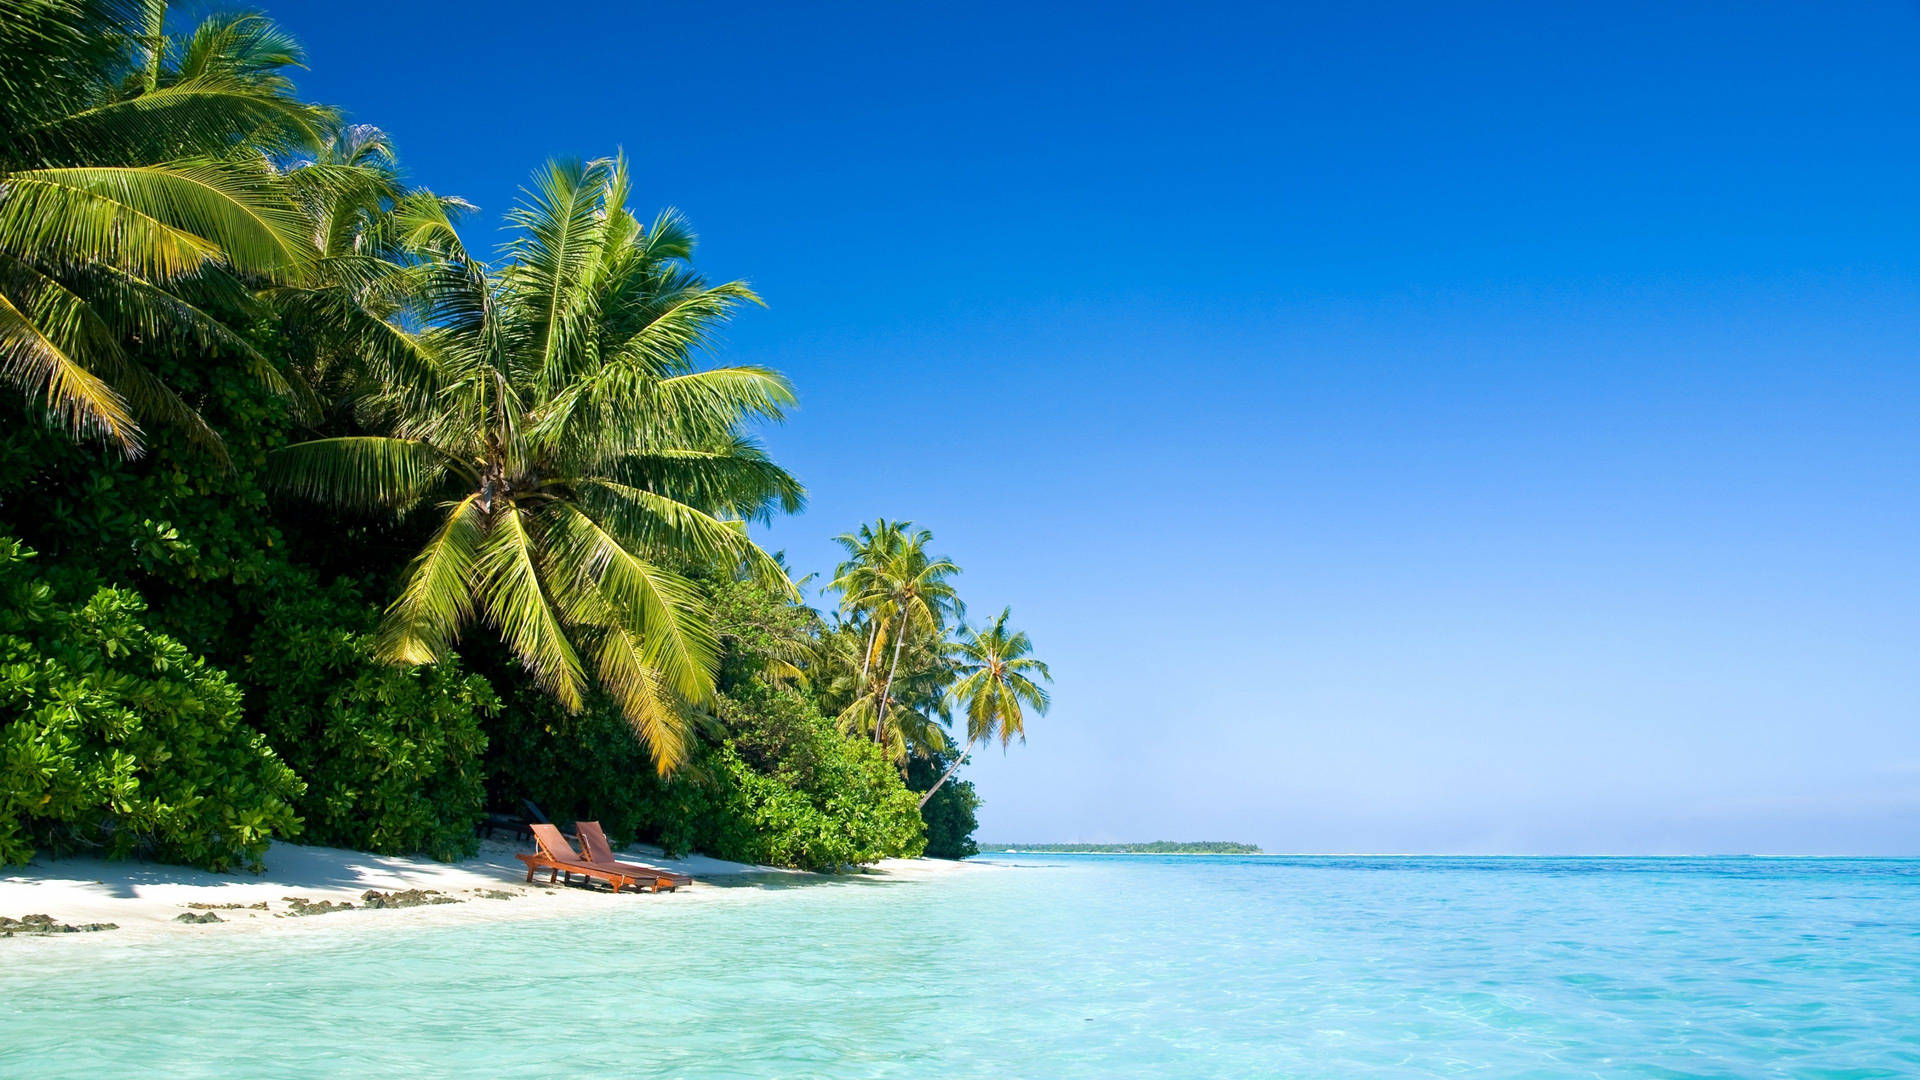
[
  {"left": 825, "top": 622, "right": 958, "bottom": 767},
  {"left": 0, "top": 0, "right": 327, "bottom": 455},
  {"left": 266, "top": 154, "right": 803, "bottom": 773},
  {"left": 919, "top": 607, "right": 1050, "bottom": 807},
  {"left": 828, "top": 518, "right": 907, "bottom": 684},
  {"left": 272, "top": 121, "right": 473, "bottom": 413},
  {"left": 830, "top": 522, "right": 960, "bottom": 747}
]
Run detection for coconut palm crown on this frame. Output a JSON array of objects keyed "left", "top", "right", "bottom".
[
  {"left": 267, "top": 153, "right": 803, "bottom": 773},
  {"left": 828, "top": 520, "right": 961, "bottom": 746},
  {"left": 919, "top": 607, "right": 1051, "bottom": 806}
]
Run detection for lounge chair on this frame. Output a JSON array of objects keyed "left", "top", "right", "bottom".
[
  {"left": 576, "top": 821, "right": 692, "bottom": 892},
  {"left": 516, "top": 823, "right": 650, "bottom": 894}
]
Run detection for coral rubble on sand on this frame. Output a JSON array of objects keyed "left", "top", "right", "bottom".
[{"left": 1, "top": 914, "right": 117, "bottom": 936}]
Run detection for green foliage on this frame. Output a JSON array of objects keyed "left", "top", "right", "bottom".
[
  {"left": 0, "top": 537, "right": 302, "bottom": 871},
  {"left": 908, "top": 752, "right": 980, "bottom": 860},
  {"left": 484, "top": 678, "right": 924, "bottom": 872},
  {"left": 481, "top": 677, "right": 662, "bottom": 849},
  {"left": 707, "top": 572, "right": 820, "bottom": 693},
  {"left": 245, "top": 581, "right": 496, "bottom": 861},
  {"left": 265, "top": 153, "right": 804, "bottom": 775},
  {"left": 825, "top": 520, "right": 963, "bottom": 762},
  {"left": 664, "top": 685, "right": 926, "bottom": 870},
  {"left": 0, "top": 8, "right": 1037, "bottom": 879},
  {"left": 0, "top": 342, "right": 491, "bottom": 865},
  {"left": 0, "top": 0, "right": 328, "bottom": 456},
  {"left": 0, "top": 329, "right": 301, "bottom": 659}
]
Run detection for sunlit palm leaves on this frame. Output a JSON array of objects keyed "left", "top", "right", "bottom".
[
  {"left": 828, "top": 520, "right": 962, "bottom": 749},
  {"left": 0, "top": 0, "right": 327, "bottom": 455},
  {"left": 920, "top": 607, "right": 1051, "bottom": 806},
  {"left": 271, "top": 121, "right": 473, "bottom": 417},
  {"left": 268, "top": 153, "right": 803, "bottom": 773}
]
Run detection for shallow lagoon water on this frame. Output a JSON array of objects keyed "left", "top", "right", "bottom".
[{"left": 2, "top": 855, "right": 1917, "bottom": 1078}]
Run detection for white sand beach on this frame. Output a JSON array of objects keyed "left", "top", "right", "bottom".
[{"left": 0, "top": 838, "right": 973, "bottom": 949}]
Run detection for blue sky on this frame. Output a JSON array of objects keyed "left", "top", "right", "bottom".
[{"left": 262, "top": 0, "right": 1920, "bottom": 853}]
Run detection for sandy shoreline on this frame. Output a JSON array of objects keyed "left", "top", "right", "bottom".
[{"left": 0, "top": 838, "right": 975, "bottom": 951}]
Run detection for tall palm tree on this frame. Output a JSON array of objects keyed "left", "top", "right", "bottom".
[
  {"left": 0, "top": 0, "right": 327, "bottom": 455},
  {"left": 825, "top": 622, "right": 957, "bottom": 767},
  {"left": 919, "top": 607, "right": 1050, "bottom": 807},
  {"left": 831, "top": 522, "right": 960, "bottom": 747},
  {"left": 266, "top": 154, "right": 803, "bottom": 773},
  {"left": 868, "top": 529, "right": 961, "bottom": 740},
  {"left": 828, "top": 518, "right": 907, "bottom": 683}
]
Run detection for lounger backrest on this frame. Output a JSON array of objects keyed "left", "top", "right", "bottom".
[
  {"left": 576, "top": 821, "right": 616, "bottom": 864},
  {"left": 530, "top": 822, "right": 582, "bottom": 861}
]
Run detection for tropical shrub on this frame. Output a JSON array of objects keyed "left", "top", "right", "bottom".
[
  {"left": 485, "top": 679, "right": 924, "bottom": 871},
  {"left": 0, "top": 336, "right": 306, "bottom": 661},
  {"left": 245, "top": 582, "right": 496, "bottom": 861},
  {"left": 0, "top": 538, "right": 302, "bottom": 870},
  {"left": 662, "top": 685, "right": 926, "bottom": 870},
  {"left": 481, "top": 679, "right": 663, "bottom": 849}
]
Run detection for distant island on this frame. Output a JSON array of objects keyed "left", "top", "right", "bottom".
[{"left": 979, "top": 842, "right": 1264, "bottom": 855}]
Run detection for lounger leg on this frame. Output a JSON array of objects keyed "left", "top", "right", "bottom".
[{"left": 524, "top": 865, "right": 535, "bottom": 883}]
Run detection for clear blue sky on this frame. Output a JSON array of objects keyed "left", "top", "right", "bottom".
[{"left": 262, "top": 0, "right": 1919, "bottom": 854}]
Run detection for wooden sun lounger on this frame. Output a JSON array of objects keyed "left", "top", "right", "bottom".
[
  {"left": 517, "top": 823, "right": 650, "bottom": 894},
  {"left": 576, "top": 821, "right": 693, "bottom": 892}
]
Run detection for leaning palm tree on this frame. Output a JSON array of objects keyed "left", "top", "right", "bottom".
[
  {"left": 865, "top": 529, "right": 961, "bottom": 740},
  {"left": 919, "top": 607, "right": 1050, "bottom": 806},
  {"left": 0, "top": 0, "right": 327, "bottom": 455},
  {"left": 267, "top": 154, "right": 803, "bottom": 773}
]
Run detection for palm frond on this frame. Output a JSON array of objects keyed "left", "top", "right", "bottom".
[
  {"left": 265, "top": 435, "right": 459, "bottom": 510},
  {"left": 31, "top": 76, "right": 328, "bottom": 161},
  {"left": 596, "top": 437, "right": 805, "bottom": 520},
  {"left": 0, "top": 281, "right": 139, "bottom": 451},
  {"left": 501, "top": 156, "right": 610, "bottom": 394},
  {"left": 581, "top": 632, "right": 693, "bottom": 775},
  {"left": 1, "top": 160, "right": 314, "bottom": 280},
  {"left": 580, "top": 478, "right": 794, "bottom": 596},
  {"left": 543, "top": 500, "right": 719, "bottom": 704},
  {"left": 377, "top": 493, "right": 488, "bottom": 666},
  {"left": 473, "top": 504, "right": 586, "bottom": 710}
]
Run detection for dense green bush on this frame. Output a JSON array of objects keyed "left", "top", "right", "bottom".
[
  {"left": 485, "top": 678, "right": 925, "bottom": 871},
  {"left": 481, "top": 678, "right": 664, "bottom": 848},
  {"left": 665, "top": 685, "right": 926, "bottom": 870},
  {"left": 245, "top": 583, "right": 497, "bottom": 861},
  {"left": 0, "top": 353, "right": 301, "bottom": 660},
  {"left": 0, "top": 540, "right": 303, "bottom": 871},
  {"left": 908, "top": 753, "right": 981, "bottom": 860}
]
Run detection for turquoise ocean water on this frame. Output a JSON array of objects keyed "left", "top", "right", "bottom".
[{"left": 2, "top": 855, "right": 1917, "bottom": 1077}]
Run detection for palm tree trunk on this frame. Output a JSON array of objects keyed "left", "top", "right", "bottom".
[
  {"left": 859, "top": 619, "right": 879, "bottom": 683},
  {"left": 876, "top": 623, "right": 908, "bottom": 744},
  {"left": 918, "top": 740, "right": 975, "bottom": 808}
]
